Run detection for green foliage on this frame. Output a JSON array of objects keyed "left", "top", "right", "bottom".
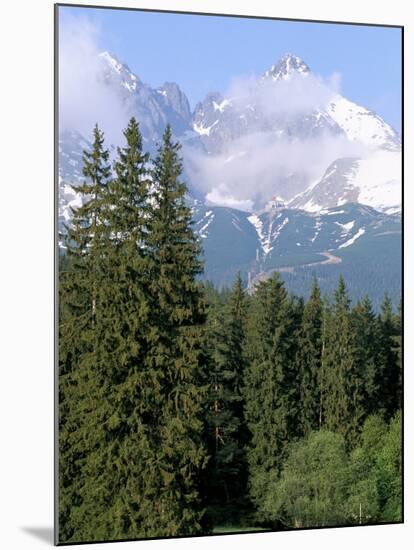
[
  {"left": 377, "top": 294, "right": 401, "bottom": 420},
  {"left": 345, "top": 412, "right": 402, "bottom": 525},
  {"left": 376, "top": 411, "right": 402, "bottom": 522},
  {"left": 262, "top": 431, "right": 349, "bottom": 527},
  {"left": 322, "top": 276, "right": 364, "bottom": 447},
  {"left": 279, "top": 231, "right": 401, "bottom": 312},
  {"left": 243, "top": 274, "right": 301, "bottom": 513},
  {"left": 59, "top": 121, "right": 208, "bottom": 542},
  {"left": 261, "top": 413, "right": 402, "bottom": 529},
  {"left": 298, "top": 278, "right": 323, "bottom": 434},
  {"left": 59, "top": 119, "right": 402, "bottom": 541},
  {"left": 142, "top": 124, "right": 209, "bottom": 536},
  {"left": 351, "top": 296, "right": 381, "bottom": 418},
  {"left": 68, "top": 117, "right": 158, "bottom": 542},
  {"left": 59, "top": 124, "right": 112, "bottom": 541},
  {"left": 344, "top": 415, "right": 386, "bottom": 524},
  {"left": 204, "top": 274, "right": 248, "bottom": 506}
]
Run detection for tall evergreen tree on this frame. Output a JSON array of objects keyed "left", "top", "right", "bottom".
[
  {"left": 58, "top": 122, "right": 402, "bottom": 537},
  {"left": 204, "top": 273, "right": 248, "bottom": 507},
  {"left": 351, "top": 295, "right": 381, "bottom": 419},
  {"left": 377, "top": 294, "right": 401, "bottom": 420},
  {"left": 323, "top": 276, "right": 363, "bottom": 447},
  {"left": 243, "top": 274, "right": 300, "bottom": 513},
  {"left": 395, "top": 300, "right": 403, "bottom": 411},
  {"left": 318, "top": 293, "right": 332, "bottom": 431},
  {"left": 68, "top": 117, "right": 169, "bottom": 541},
  {"left": 226, "top": 274, "right": 249, "bottom": 450},
  {"left": 144, "top": 124, "right": 209, "bottom": 536},
  {"left": 59, "top": 124, "right": 112, "bottom": 541},
  {"left": 298, "top": 278, "right": 323, "bottom": 435}
]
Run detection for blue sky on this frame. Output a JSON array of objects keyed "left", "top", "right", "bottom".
[{"left": 58, "top": 5, "right": 402, "bottom": 134}]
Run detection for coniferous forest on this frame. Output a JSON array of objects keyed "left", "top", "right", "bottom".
[{"left": 58, "top": 119, "right": 402, "bottom": 543}]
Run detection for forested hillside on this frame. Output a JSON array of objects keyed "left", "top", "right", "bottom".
[{"left": 58, "top": 120, "right": 402, "bottom": 543}]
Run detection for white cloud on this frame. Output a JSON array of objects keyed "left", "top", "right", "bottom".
[
  {"left": 59, "top": 14, "right": 128, "bottom": 146},
  {"left": 184, "top": 70, "right": 367, "bottom": 211},
  {"left": 205, "top": 185, "right": 254, "bottom": 211},
  {"left": 58, "top": 21, "right": 366, "bottom": 212},
  {"left": 228, "top": 70, "right": 342, "bottom": 117}
]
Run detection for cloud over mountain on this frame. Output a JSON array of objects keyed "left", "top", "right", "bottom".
[
  {"left": 58, "top": 32, "right": 400, "bottom": 215},
  {"left": 59, "top": 15, "right": 129, "bottom": 145},
  {"left": 185, "top": 56, "right": 368, "bottom": 210}
]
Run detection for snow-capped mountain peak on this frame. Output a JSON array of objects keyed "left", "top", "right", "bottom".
[
  {"left": 263, "top": 53, "right": 310, "bottom": 81},
  {"left": 99, "top": 51, "right": 124, "bottom": 73},
  {"left": 157, "top": 81, "right": 192, "bottom": 122},
  {"left": 60, "top": 49, "right": 401, "bottom": 224},
  {"left": 327, "top": 94, "right": 400, "bottom": 151},
  {"left": 289, "top": 150, "right": 401, "bottom": 215},
  {"left": 99, "top": 50, "right": 141, "bottom": 92}
]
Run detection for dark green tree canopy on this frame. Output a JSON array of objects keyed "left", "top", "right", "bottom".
[{"left": 59, "top": 120, "right": 402, "bottom": 542}]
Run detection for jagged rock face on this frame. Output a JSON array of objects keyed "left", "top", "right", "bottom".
[
  {"left": 262, "top": 53, "right": 311, "bottom": 80},
  {"left": 192, "top": 92, "right": 254, "bottom": 154},
  {"left": 191, "top": 54, "right": 344, "bottom": 155},
  {"left": 97, "top": 51, "right": 193, "bottom": 152},
  {"left": 98, "top": 51, "right": 142, "bottom": 94},
  {"left": 59, "top": 51, "right": 401, "bottom": 221},
  {"left": 157, "top": 82, "right": 192, "bottom": 127}
]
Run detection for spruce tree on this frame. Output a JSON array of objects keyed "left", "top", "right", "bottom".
[
  {"left": 318, "top": 293, "right": 332, "bottom": 431},
  {"left": 298, "top": 278, "right": 323, "bottom": 435},
  {"left": 395, "top": 300, "right": 403, "bottom": 411},
  {"left": 377, "top": 294, "right": 401, "bottom": 420},
  {"left": 204, "top": 273, "right": 247, "bottom": 508},
  {"left": 351, "top": 296, "right": 381, "bottom": 419},
  {"left": 226, "top": 274, "right": 249, "bottom": 451},
  {"left": 59, "top": 124, "right": 112, "bottom": 541},
  {"left": 144, "top": 124, "right": 209, "bottom": 536},
  {"left": 323, "top": 276, "right": 363, "bottom": 447},
  {"left": 243, "top": 274, "right": 300, "bottom": 513},
  {"left": 68, "top": 117, "right": 169, "bottom": 542}
]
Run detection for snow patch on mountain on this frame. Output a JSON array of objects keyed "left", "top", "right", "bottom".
[
  {"left": 272, "top": 216, "right": 289, "bottom": 242},
  {"left": 326, "top": 209, "right": 346, "bottom": 215},
  {"left": 248, "top": 213, "right": 291, "bottom": 258},
  {"left": 213, "top": 99, "right": 231, "bottom": 112},
  {"left": 351, "top": 151, "right": 401, "bottom": 213},
  {"left": 311, "top": 217, "right": 322, "bottom": 243},
  {"left": 335, "top": 220, "right": 355, "bottom": 233},
  {"left": 59, "top": 180, "right": 84, "bottom": 224},
  {"left": 193, "top": 120, "right": 219, "bottom": 136},
  {"left": 248, "top": 214, "right": 266, "bottom": 253},
  {"left": 291, "top": 150, "right": 401, "bottom": 214},
  {"left": 100, "top": 51, "right": 123, "bottom": 73},
  {"left": 327, "top": 95, "right": 400, "bottom": 151},
  {"left": 339, "top": 227, "right": 365, "bottom": 248},
  {"left": 197, "top": 211, "right": 215, "bottom": 239},
  {"left": 99, "top": 51, "right": 140, "bottom": 94},
  {"left": 263, "top": 53, "right": 310, "bottom": 81}
]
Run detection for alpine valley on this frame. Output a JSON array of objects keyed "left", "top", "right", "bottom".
[{"left": 58, "top": 52, "right": 402, "bottom": 307}]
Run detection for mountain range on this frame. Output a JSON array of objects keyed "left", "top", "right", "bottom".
[{"left": 58, "top": 51, "right": 402, "bottom": 305}]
